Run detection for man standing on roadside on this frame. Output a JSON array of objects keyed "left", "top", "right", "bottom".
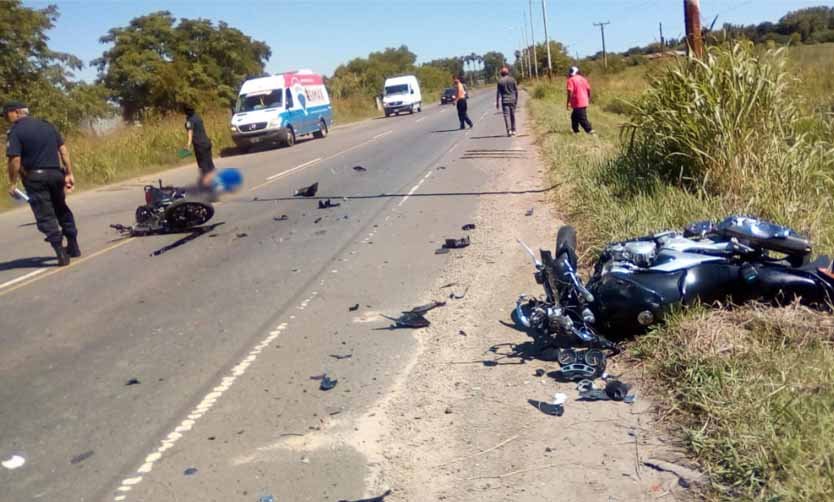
[
  {"left": 454, "top": 76, "right": 473, "bottom": 130},
  {"left": 566, "top": 66, "right": 594, "bottom": 134},
  {"left": 496, "top": 67, "right": 519, "bottom": 136},
  {"left": 183, "top": 106, "right": 216, "bottom": 189},
  {"left": 4, "top": 101, "right": 79, "bottom": 266}
]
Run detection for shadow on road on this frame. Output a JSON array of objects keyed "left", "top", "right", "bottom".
[
  {"left": 430, "top": 129, "right": 464, "bottom": 133},
  {"left": 249, "top": 184, "right": 559, "bottom": 203},
  {"left": 0, "top": 256, "right": 56, "bottom": 271}
]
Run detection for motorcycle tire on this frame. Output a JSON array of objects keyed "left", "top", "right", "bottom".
[
  {"left": 162, "top": 199, "right": 214, "bottom": 231},
  {"left": 556, "top": 226, "right": 579, "bottom": 270},
  {"left": 135, "top": 205, "right": 154, "bottom": 225}
]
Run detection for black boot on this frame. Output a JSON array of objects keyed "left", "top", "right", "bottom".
[
  {"left": 51, "top": 241, "right": 70, "bottom": 267},
  {"left": 66, "top": 236, "right": 81, "bottom": 258}
]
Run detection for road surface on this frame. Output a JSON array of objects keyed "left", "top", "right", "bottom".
[{"left": 0, "top": 92, "right": 512, "bottom": 501}]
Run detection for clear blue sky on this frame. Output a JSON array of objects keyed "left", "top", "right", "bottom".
[{"left": 25, "top": 0, "right": 834, "bottom": 82}]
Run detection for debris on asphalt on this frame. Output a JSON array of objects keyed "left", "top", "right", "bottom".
[
  {"left": 337, "top": 489, "right": 393, "bottom": 502},
  {"left": 295, "top": 182, "right": 319, "bottom": 197},
  {"left": 534, "top": 369, "right": 545, "bottom": 377},
  {"left": 458, "top": 330, "right": 467, "bottom": 336},
  {"left": 70, "top": 450, "right": 94, "bottom": 465},
  {"left": 440, "top": 282, "right": 458, "bottom": 289},
  {"left": 330, "top": 353, "right": 353, "bottom": 360},
  {"left": 576, "top": 379, "right": 633, "bottom": 402},
  {"left": 259, "top": 496, "right": 275, "bottom": 502},
  {"left": 125, "top": 378, "right": 141, "bottom": 386},
  {"left": 235, "top": 232, "right": 248, "bottom": 238},
  {"left": 437, "top": 165, "right": 447, "bottom": 170},
  {"left": 183, "top": 467, "right": 198, "bottom": 476},
  {"left": 434, "top": 247, "right": 450, "bottom": 255},
  {"left": 410, "top": 300, "right": 447, "bottom": 314},
  {"left": 461, "top": 223, "right": 476, "bottom": 231},
  {"left": 352, "top": 165, "right": 367, "bottom": 172},
  {"left": 320, "top": 375, "right": 338, "bottom": 391},
  {"left": 643, "top": 458, "right": 704, "bottom": 488},
  {"left": 274, "top": 215, "right": 288, "bottom": 221},
  {"left": 318, "top": 199, "right": 341, "bottom": 209},
  {"left": 349, "top": 304, "right": 360, "bottom": 311},
  {"left": 449, "top": 287, "right": 469, "bottom": 300},
  {"left": 605, "top": 380, "right": 632, "bottom": 401},
  {"left": 525, "top": 208, "right": 534, "bottom": 216},
  {"left": 445, "top": 407, "right": 453, "bottom": 414},
  {"left": 528, "top": 399, "right": 564, "bottom": 417},
  {"left": 300, "top": 456, "right": 310, "bottom": 464},
  {"left": 557, "top": 363, "right": 601, "bottom": 381},
  {"left": 314, "top": 217, "right": 322, "bottom": 224},
  {"left": 1, "top": 455, "right": 25, "bottom": 470},
  {"left": 443, "top": 236, "right": 470, "bottom": 249},
  {"left": 383, "top": 301, "right": 446, "bottom": 329}
]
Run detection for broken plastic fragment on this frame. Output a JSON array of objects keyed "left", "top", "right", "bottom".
[
  {"left": 183, "top": 467, "right": 198, "bottom": 476},
  {"left": 352, "top": 166, "right": 367, "bottom": 172},
  {"left": 295, "top": 182, "right": 319, "bottom": 197},
  {"left": 461, "top": 224, "right": 476, "bottom": 231},
  {"left": 2, "top": 455, "right": 26, "bottom": 470},
  {"left": 337, "top": 489, "right": 392, "bottom": 502},
  {"left": 525, "top": 208, "right": 534, "bottom": 216},
  {"left": 528, "top": 399, "right": 564, "bottom": 416},
  {"left": 70, "top": 450, "right": 94, "bottom": 465},
  {"left": 318, "top": 199, "right": 340, "bottom": 209},
  {"left": 314, "top": 217, "right": 322, "bottom": 224},
  {"left": 274, "top": 215, "right": 288, "bottom": 221},
  {"left": 349, "top": 304, "right": 360, "bottom": 311},
  {"left": 552, "top": 393, "right": 568, "bottom": 405},
  {"left": 434, "top": 248, "right": 450, "bottom": 255},
  {"left": 330, "top": 353, "right": 353, "bottom": 360},
  {"left": 409, "top": 301, "right": 446, "bottom": 314},
  {"left": 320, "top": 375, "right": 338, "bottom": 391},
  {"left": 259, "top": 496, "right": 275, "bottom": 502},
  {"left": 443, "top": 236, "right": 470, "bottom": 249},
  {"left": 125, "top": 378, "right": 140, "bottom": 386}
]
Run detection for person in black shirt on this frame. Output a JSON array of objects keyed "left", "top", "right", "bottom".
[
  {"left": 183, "top": 106, "right": 216, "bottom": 189},
  {"left": 496, "top": 67, "right": 519, "bottom": 136},
  {"left": 4, "top": 101, "right": 79, "bottom": 266}
]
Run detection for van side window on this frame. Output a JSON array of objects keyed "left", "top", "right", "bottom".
[{"left": 285, "top": 88, "right": 294, "bottom": 109}]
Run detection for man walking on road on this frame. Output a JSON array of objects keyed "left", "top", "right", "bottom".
[
  {"left": 496, "top": 67, "right": 518, "bottom": 136},
  {"left": 183, "top": 106, "right": 216, "bottom": 189},
  {"left": 4, "top": 101, "right": 79, "bottom": 266},
  {"left": 454, "top": 76, "right": 473, "bottom": 130},
  {"left": 566, "top": 66, "right": 594, "bottom": 135}
]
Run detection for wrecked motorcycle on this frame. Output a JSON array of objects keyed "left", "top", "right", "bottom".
[
  {"left": 516, "top": 216, "right": 834, "bottom": 375},
  {"left": 111, "top": 180, "right": 214, "bottom": 236}
]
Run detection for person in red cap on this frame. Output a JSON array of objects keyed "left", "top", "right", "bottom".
[
  {"left": 496, "top": 67, "right": 519, "bottom": 136},
  {"left": 4, "top": 101, "right": 79, "bottom": 266},
  {"left": 566, "top": 66, "right": 594, "bottom": 134}
]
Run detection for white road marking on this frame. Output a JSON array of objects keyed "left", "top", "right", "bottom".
[
  {"left": 373, "top": 130, "right": 393, "bottom": 140},
  {"left": 415, "top": 117, "right": 426, "bottom": 123},
  {"left": 0, "top": 268, "right": 47, "bottom": 291},
  {"left": 397, "top": 170, "right": 433, "bottom": 207},
  {"left": 267, "top": 158, "right": 322, "bottom": 180}
]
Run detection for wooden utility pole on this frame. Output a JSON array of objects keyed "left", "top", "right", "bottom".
[
  {"left": 593, "top": 21, "right": 611, "bottom": 69},
  {"left": 542, "top": 0, "right": 553, "bottom": 74},
  {"left": 659, "top": 22, "right": 665, "bottom": 49},
  {"left": 684, "top": 0, "right": 703, "bottom": 57},
  {"left": 522, "top": 19, "right": 533, "bottom": 78},
  {"left": 525, "top": 8, "right": 538, "bottom": 78}
]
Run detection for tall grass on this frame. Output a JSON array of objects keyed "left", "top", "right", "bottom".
[{"left": 530, "top": 42, "right": 834, "bottom": 499}]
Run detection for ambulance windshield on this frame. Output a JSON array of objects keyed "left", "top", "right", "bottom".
[
  {"left": 235, "top": 89, "right": 283, "bottom": 113},
  {"left": 385, "top": 84, "right": 409, "bottom": 96}
]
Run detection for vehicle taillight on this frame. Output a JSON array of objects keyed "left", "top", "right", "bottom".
[{"left": 145, "top": 188, "right": 152, "bottom": 206}]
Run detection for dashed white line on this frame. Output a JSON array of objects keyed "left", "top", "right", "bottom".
[
  {"left": 0, "top": 268, "right": 47, "bottom": 291},
  {"left": 373, "top": 130, "right": 393, "bottom": 140},
  {"left": 249, "top": 158, "right": 322, "bottom": 191},
  {"left": 397, "top": 170, "right": 433, "bottom": 207},
  {"left": 415, "top": 117, "right": 426, "bottom": 123}
]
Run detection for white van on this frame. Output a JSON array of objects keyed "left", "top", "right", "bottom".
[
  {"left": 382, "top": 75, "right": 422, "bottom": 117},
  {"left": 230, "top": 70, "right": 333, "bottom": 152}
]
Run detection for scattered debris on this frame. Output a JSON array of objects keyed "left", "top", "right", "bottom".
[
  {"left": 300, "top": 456, "right": 310, "bottom": 464},
  {"left": 183, "top": 467, "right": 198, "bottom": 476},
  {"left": 410, "top": 300, "right": 447, "bottom": 314},
  {"left": 235, "top": 232, "right": 248, "bottom": 238},
  {"left": 449, "top": 287, "right": 469, "bottom": 300},
  {"left": 330, "top": 353, "right": 353, "bottom": 360},
  {"left": 458, "top": 330, "right": 467, "bottom": 336},
  {"left": 125, "top": 378, "right": 140, "bottom": 386},
  {"left": 553, "top": 393, "right": 567, "bottom": 405},
  {"left": 557, "top": 363, "right": 601, "bottom": 381},
  {"left": 528, "top": 399, "right": 564, "bottom": 416},
  {"left": 320, "top": 375, "right": 338, "bottom": 391},
  {"left": 337, "top": 489, "right": 393, "bottom": 502},
  {"left": 352, "top": 165, "right": 367, "bottom": 172},
  {"left": 274, "top": 215, "right": 288, "bottom": 221},
  {"left": 440, "top": 282, "right": 458, "bottom": 289},
  {"left": 445, "top": 407, "right": 453, "bottom": 414},
  {"left": 443, "top": 236, "right": 470, "bottom": 249},
  {"left": 294, "top": 182, "right": 319, "bottom": 197},
  {"left": 525, "top": 208, "right": 534, "bottom": 216},
  {"left": 314, "top": 217, "right": 322, "bottom": 224},
  {"left": 349, "top": 304, "right": 360, "bottom": 311},
  {"left": 2, "top": 455, "right": 25, "bottom": 470},
  {"left": 318, "top": 199, "right": 340, "bottom": 209},
  {"left": 577, "top": 379, "right": 634, "bottom": 402},
  {"left": 259, "top": 496, "right": 275, "bottom": 502},
  {"left": 383, "top": 301, "right": 446, "bottom": 329},
  {"left": 643, "top": 458, "right": 704, "bottom": 488},
  {"left": 534, "top": 369, "right": 545, "bottom": 377},
  {"left": 436, "top": 165, "right": 447, "bottom": 170},
  {"left": 461, "top": 223, "right": 476, "bottom": 231},
  {"left": 434, "top": 247, "right": 450, "bottom": 255},
  {"left": 70, "top": 450, "right": 94, "bottom": 465}
]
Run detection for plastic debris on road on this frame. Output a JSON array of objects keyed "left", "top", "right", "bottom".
[
  {"left": 294, "top": 182, "right": 319, "bottom": 197},
  {"left": 2, "top": 454, "right": 26, "bottom": 470},
  {"left": 337, "top": 489, "right": 393, "bottom": 502}
]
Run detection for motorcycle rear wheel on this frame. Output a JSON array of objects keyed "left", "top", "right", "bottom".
[
  {"left": 163, "top": 200, "right": 214, "bottom": 231},
  {"left": 556, "top": 225, "right": 578, "bottom": 269}
]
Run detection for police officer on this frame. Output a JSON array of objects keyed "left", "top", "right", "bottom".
[
  {"left": 183, "top": 106, "right": 216, "bottom": 190},
  {"left": 4, "top": 101, "right": 79, "bottom": 266}
]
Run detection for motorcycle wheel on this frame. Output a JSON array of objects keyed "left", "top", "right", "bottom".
[
  {"left": 135, "top": 205, "right": 154, "bottom": 225},
  {"left": 556, "top": 225, "right": 578, "bottom": 270},
  {"left": 163, "top": 200, "right": 214, "bottom": 231}
]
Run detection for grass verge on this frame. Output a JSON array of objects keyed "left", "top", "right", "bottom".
[{"left": 529, "top": 43, "right": 834, "bottom": 500}]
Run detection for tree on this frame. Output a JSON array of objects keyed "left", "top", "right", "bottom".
[
  {"left": 94, "top": 11, "right": 270, "bottom": 117},
  {"left": 482, "top": 51, "right": 507, "bottom": 81},
  {"left": 0, "top": 1, "right": 110, "bottom": 131}
]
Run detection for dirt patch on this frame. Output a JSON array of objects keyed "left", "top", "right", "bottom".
[{"left": 349, "top": 100, "right": 697, "bottom": 501}]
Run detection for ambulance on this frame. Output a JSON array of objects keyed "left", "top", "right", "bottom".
[{"left": 230, "top": 70, "right": 333, "bottom": 152}]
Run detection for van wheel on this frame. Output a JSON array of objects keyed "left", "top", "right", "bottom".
[
  {"left": 313, "top": 120, "right": 328, "bottom": 139},
  {"left": 410, "top": 105, "right": 415, "bottom": 114},
  {"left": 384, "top": 111, "right": 390, "bottom": 118},
  {"left": 283, "top": 128, "right": 296, "bottom": 147}
]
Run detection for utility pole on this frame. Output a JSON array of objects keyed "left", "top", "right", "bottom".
[
  {"left": 593, "top": 21, "right": 611, "bottom": 69},
  {"left": 528, "top": 1, "right": 539, "bottom": 78},
  {"left": 542, "top": 0, "right": 553, "bottom": 74},
  {"left": 522, "top": 19, "right": 533, "bottom": 78},
  {"left": 659, "top": 22, "right": 665, "bottom": 50},
  {"left": 684, "top": 0, "right": 703, "bottom": 58}
]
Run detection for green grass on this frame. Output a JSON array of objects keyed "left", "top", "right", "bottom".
[{"left": 530, "top": 42, "right": 834, "bottom": 500}]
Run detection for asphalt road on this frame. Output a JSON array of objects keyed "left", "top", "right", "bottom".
[{"left": 0, "top": 91, "right": 519, "bottom": 501}]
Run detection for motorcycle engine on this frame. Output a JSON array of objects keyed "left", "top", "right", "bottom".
[{"left": 606, "top": 240, "right": 657, "bottom": 268}]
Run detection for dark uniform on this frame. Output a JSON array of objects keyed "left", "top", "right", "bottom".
[
  {"left": 496, "top": 74, "right": 519, "bottom": 135},
  {"left": 6, "top": 116, "right": 78, "bottom": 247},
  {"left": 185, "top": 112, "right": 215, "bottom": 177}
]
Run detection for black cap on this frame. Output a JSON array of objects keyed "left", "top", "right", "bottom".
[{"left": 2, "top": 101, "right": 26, "bottom": 114}]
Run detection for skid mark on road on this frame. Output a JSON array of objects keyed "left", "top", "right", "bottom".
[
  {"left": 111, "top": 293, "right": 324, "bottom": 500},
  {"left": 0, "top": 238, "right": 136, "bottom": 298}
]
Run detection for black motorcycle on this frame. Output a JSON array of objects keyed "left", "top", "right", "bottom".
[
  {"left": 111, "top": 180, "right": 214, "bottom": 236},
  {"left": 516, "top": 216, "right": 834, "bottom": 378}
]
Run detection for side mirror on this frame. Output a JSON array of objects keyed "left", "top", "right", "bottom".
[{"left": 410, "top": 89, "right": 414, "bottom": 94}]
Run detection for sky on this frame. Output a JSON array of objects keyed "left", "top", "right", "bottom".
[{"left": 25, "top": 0, "right": 834, "bottom": 82}]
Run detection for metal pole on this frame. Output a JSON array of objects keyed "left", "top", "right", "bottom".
[
  {"left": 542, "top": 0, "right": 553, "bottom": 74},
  {"left": 659, "top": 22, "right": 665, "bottom": 50},
  {"left": 593, "top": 21, "right": 611, "bottom": 69},
  {"left": 684, "top": 0, "right": 703, "bottom": 58},
  {"left": 528, "top": 1, "right": 539, "bottom": 78},
  {"left": 522, "top": 18, "right": 532, "bottom": 78}
]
